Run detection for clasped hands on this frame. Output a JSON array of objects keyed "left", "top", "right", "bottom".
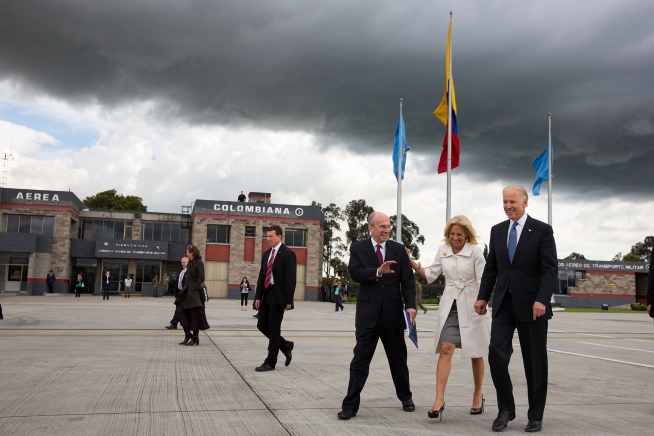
[{"left": 474, "top": 300, "right": 547, "bottom": 320}]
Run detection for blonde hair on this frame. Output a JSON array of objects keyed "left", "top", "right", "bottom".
[{"left": 443, "top": 215, "right": 478, "bottom": 245}]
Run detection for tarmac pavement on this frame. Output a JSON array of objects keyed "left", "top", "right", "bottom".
[{"left": 0, "top": 293, "right": 653, "bottom": 435}]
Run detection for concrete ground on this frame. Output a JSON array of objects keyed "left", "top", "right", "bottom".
[{"left": 0, "top": 293, "right": 653, "bottom": 436}]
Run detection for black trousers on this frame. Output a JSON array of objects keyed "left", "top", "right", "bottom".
[
  {"left": 489, "top": 292, "right": 549, "bottom": 421},
  {"left": 241, "top": 293, "right": 249, "bottom": 306},
  {"left": 75, "top": 287, "right": 82, "bottom": 298},
  {"left": 47, "top": 283, "right": 54, "bottom": 293},
  {"left": 102, "top": 283, "right": 110, "bottom": 300},
  {"left": 256, "top": 290, "right": 291, "bottom": 367},
  {"left": 342, "top": 316, "right": 411, "bottom": 413}
]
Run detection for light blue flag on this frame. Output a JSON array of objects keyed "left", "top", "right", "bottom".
[
  {"left": 532, "top": 146, "right": 553, "bottom": 196},
  {"left": 393, "top": 107, "right": 410, "bottom": 181}
]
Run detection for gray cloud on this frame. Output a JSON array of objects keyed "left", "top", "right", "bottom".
[{"left": 1, "top": 0, "right": 653, "bottom": 196}]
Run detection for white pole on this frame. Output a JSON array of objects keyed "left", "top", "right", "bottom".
[
  {"left": 548, "top": 113, "right": 552, "bottom": 226},
  {"left": 446, "top": 11, "right": 453, "bottom": 223},
  {"left": 396, "top": 98, "right": 403, "bottom": 242}
]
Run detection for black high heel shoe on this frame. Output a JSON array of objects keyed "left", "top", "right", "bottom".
[
  {"left": 427, "top": 402, "right": 445, "bottom": 421},
  {"left": 185, "top": 334, "right": 199, "bottom": 346},
  {"left": 470, "top": 395, "right": 485, "bottom": 415},
  {"left": 179, "top": 331, "right": 192, "bottom": 345}
]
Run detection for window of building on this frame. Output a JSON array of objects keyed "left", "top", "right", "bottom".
[
  {"left": 81, "top": 219, "right": 133, "bottom": 240},
  {"left": 285, "top": 228, "right": 307, "bottom": 247},
  {"left": 2, "top": 215, "right": 55, "bottom": 235},
  {"left": 245, "top": 226, "right": 256, "bottom": 237},
  {"left": 141, "top": 221, "right": 187, "bottom": 243},
  {"left": 207, "top": 225, "right": 230, "bottom": 243}
]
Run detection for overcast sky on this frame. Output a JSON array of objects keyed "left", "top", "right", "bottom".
[{"left": 0, "top": 0, "right": 652, "bottom": 263}]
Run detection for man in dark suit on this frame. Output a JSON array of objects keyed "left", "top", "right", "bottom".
[
  {"left": 102, "top": 271, "right": 111, "bottom": 300},
  {"left": 46, "top": 270, "right": 56, "bottom": 294},
  {"left": 474, "top": 185, "right": 558, "bottom": 433},
  {"left": 166, "top": 257, "right": 188, "bottom": 329},
  {"left": 254, "top": 225, "right": 297, "bottom": 372},
  {"left": 338, "top": 212, "right": 417, "bottom": 419}
]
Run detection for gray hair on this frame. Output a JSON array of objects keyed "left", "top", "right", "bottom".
[
  {"left": 367, "top": 211, "right": 383, "bottom": 226},
  {"left": 181, "top": 256, "right": 189, "bottom": 261},
  {"left": 503, "top": 184, "right": 528, "bottom": 200}
]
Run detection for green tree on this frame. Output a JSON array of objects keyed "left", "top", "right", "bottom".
[
  {"left": 622, "top": 253, "right": 641, "bottom": 262},
  {"left": 565, "top": 252, "right": 586, "bottom": 260},
  {"left": 389, "top": 214, "right": 425, "bottom": 259},
  {"left": 629, "top": 236, "right": 653, "bottom": 262},
  {"left": 344, "top": 199, "right": 374, "bottom": 244},
  {"left": 611, "top": 252, "right": 622, "bottom": 261},
  {"left": 83, "top": 189, "right": 147, "bottom": 212},
  {"left": 330, "top": 257, "right": 351, "bottom": 282},
  {"left": 314, "top": 202, "right": 345, "bottom": 277}
]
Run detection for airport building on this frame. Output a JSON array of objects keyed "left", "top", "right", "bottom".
[{"left": 0, "top": 188, "right": 324, "bottom": 301}]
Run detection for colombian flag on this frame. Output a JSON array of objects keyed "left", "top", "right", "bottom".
[{"left": 434, "top": 16, "right": 459, "bottom": 174}]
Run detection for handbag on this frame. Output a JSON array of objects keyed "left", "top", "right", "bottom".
[{"left": 201, "top": 285, "right": 209, "bottom": 303}]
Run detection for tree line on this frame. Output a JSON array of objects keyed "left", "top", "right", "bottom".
[{"left": 564, "top": 236, "right": 653, "bottom": 262}]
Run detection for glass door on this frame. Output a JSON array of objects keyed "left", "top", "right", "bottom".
[
  {"left": 102, "top": 259, "right": 129, "bottom": 292},
  {"left": 135, "top": 260, "right": 160, "bottom": 293}
]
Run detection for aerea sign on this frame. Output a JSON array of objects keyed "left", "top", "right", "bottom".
[
  {"left": 213, "top": 203, "right": 304, "bottom": 217},
  {"left": 15, "top": 192, "right": 60, "bottom": 201}
]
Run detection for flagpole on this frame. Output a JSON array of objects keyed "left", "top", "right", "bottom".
[
  {"left": 446, "top": 11, "right": 453, "bottom": 223},
  {"left": 548, "top": 113, "right": 552, "bottom": 226},
  {"left": 396, "top": 98, "right": 403, "bottom": 242}
]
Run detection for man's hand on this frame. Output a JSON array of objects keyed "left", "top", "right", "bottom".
[
  {"left": 474, "top": 300, "right": 487, "bottom": 315},
  {"left": 377, "top": 260, "right": 396, "bottom": 275},
  {"left": 255, "top": 299, "right": 260, "bottom": 310},
  {"left": 648, "top": 304, "right": 651, "bottom": 314},
  {"left": 532, "top": 302, "right": 546, "bottom": 320},
  {"left": 406, "top": 308, "right": 417, "bottom": 325},
  {"left": 284, "top": 303, "right": 292, "bottom": 312}
]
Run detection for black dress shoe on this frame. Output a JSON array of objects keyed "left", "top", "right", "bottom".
[
  {"left": 284, "top": 341, "right": 294, "bottom": 366},
  {"left": 525, "top": 421, "right": 542, "bottom": 432},
  {"left": 337, "top": 409, "right": 356, "bottom": 419},
  {"left": 492, "top": 410, "right": 516, "bottom": 431},
  {"left": 255, "top": 364, "right": 275, "bottom": 372},
  {"left": 402, "top": 399, "right": 415, "bottom": 412},
  {"left": 165, "top": 325, "right": 177, "bottom": 329}
]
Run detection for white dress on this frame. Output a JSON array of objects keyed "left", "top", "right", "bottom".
[{"left": 424, "top": 242, "right": 491, "bottom": 358}]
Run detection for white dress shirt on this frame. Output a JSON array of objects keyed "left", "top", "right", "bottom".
[
  {"left": 507, "top": 213, "right": 529, "bottom": 247},
  {"left": 178, "top": 268, "right": 186, "bottom": 290},
  {"left": 267, "top": 242, "right": 282, "bottom": 285}
]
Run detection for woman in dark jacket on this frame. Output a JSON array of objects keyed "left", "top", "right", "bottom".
[{"left": 175, "top": 244, "right": 210, "bottom": 345}]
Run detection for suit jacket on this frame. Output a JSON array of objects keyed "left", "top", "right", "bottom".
[
  {"left": 173, "top": 272, "right": 187, "bottom": 298},
  {"left": 348, "top": 238, "right": 415, "bottom": 330},
  {"left": 478, "top": 215, "right": 558, "bottom": 323},
  {"left": 176, "top": 259, "right": 204, "bottom": 309},
  {"left": 255, "top": 243, "right": 297, "bottom": 311}
]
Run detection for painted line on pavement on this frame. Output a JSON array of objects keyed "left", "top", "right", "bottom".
[
  {"left": 577, "top": 342, "right": 654, "bottom": 353},
  {"left": 578, "top": 333, "right": 615, "bottom": 338},
  {"left": 514, "top": 343, "right": 654, "bottom": 369}
]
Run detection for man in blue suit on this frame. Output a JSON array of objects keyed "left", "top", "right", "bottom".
[
  {"left": 475, "top": 185, "right": 558, "bottom": 433},
  {"left": 338, "top": 212, "right": 416, "bottom": 420}
]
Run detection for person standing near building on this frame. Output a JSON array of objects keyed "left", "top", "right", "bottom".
[
  {"left": 333, "top": 281, "right": 343, "bottom": 311},
  {"left": 102, "top": 271, "right": 111, "bottom": 300},
  {"left": 240, "top": 277, "right": 251, "bottom": 311},
  {"left": 166, "top": 257, "right": 188, "bottom": 330},
  {"left": 238, "top": 191, "right": 247, "bottom": 202},
  {"left": 474, "top": 185, "right": 557, "bottom": 433},
  {"left": 321, "top": 282, "right": 330, "bottom": 302},
  {"left": 415, "top": 279, "right": 428, "bottom": 315},
  {"left": 75, "top": 274, "right": 84, "bottom": 299},
  {"left": 152, "top": 275, "right": 159, "bottom": 298},
  {"left": 162, "top": 273, "right": 170, "bottom": 295},
  {"left": 338, "top": 212, "right": 417, "bottom": 420},
  {"left": 254, "top": 225, "right": 297, "bottom": 372},
  {"left": 46, "top": 270, "right": 56, "bottom": 294},
  {"left": 124, "top": 275, "right": 133, "bottom": 298}
]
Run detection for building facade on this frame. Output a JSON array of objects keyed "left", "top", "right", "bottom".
[{"left": 0, "top": 188, "right": 324, "bottom": 301}]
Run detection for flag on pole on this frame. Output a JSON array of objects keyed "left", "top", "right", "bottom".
[
  {"left": 532, "top": 146, "right": 553, "bottom": 196},
  {"left": 434, "top": 16, "right": 459, "bottom": 174},
  {"left": 393, "top": 106, "right": 410, "bottom": 181}
]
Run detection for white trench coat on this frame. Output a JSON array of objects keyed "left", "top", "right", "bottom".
[{"left": 424, "top": 242, "right": 491, "bottom": 359}]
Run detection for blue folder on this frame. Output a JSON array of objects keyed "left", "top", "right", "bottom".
[{"left": 404, "top": 310, "right": 418, "bottom": 348}]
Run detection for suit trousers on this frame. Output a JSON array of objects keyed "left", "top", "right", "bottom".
[
  {"left": 342, "top": 315, "right": 412, "bottom": 412},
  {"left": 257, "top": 288, "right": 291, "bottom": 367},
  {"left": 102, "top": 283, "right": 110, "bottom": 300},
  {"left": 489, "top": 292, "right": 549, "bottom": 421}
]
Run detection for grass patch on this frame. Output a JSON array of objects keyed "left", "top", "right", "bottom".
[{"left": 559, "top": 307, "right": 646, "bottom": 314}]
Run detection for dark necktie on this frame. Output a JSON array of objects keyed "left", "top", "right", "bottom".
[
  {"left": 264, "top": 249, "right": 276, "bottom": 289},
  {"left": 376, "top": 244, "right": 383, "bottom": 266},
  {"left": 508, "top": 222, "right": 518, "bottom": 263}
]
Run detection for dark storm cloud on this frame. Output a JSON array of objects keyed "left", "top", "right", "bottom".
[{"left": 1, "top": 0, "right": 653, "bottom": 196}]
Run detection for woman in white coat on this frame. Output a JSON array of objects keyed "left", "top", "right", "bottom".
[{"left": 408, "top": 215, "right": 491, "bottom": 421}]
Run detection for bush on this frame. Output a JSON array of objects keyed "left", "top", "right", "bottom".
[{"left": 631, "top": 303, "right": 647, "bottom": 311}]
